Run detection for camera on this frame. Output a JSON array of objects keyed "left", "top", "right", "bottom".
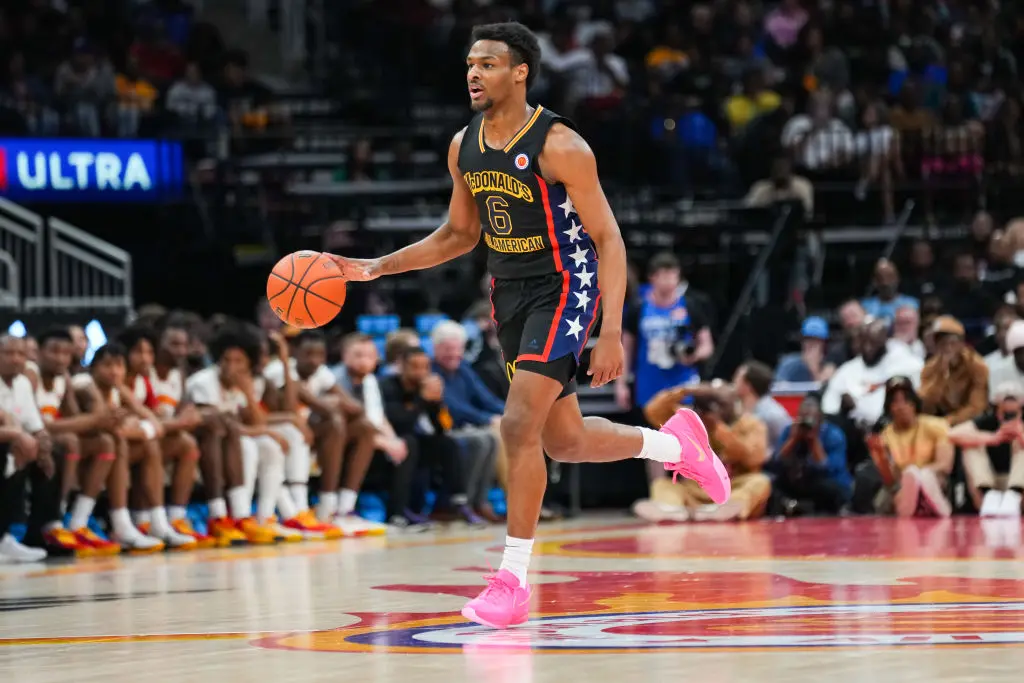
[
  {"left": 798, "top": 417, "right": 816, "bottom": 430},
  {"left": 673, "top": 340, "right": 697, "bottom": 357},
  {"left": 1002, "top": 410, "right": 1019, "bottom": 422}
]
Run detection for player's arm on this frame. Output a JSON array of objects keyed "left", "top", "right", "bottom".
[
  {"left": 119, "top": 389, "right": 165, "bottom": 440},
  {"left": 328, "top": 130, "right": 481, "bottom": 280},
  {"left": 51, "top": 379, "right": 107, "bottom": 433},
  {"left": 540, "top": 123, "right": 627, "bottom": 387}
]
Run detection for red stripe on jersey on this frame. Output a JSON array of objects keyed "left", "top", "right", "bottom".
[
  {"left": 518, "top": 270, "right": 571, "bottom": 363},
  {"left": 536, "top": 175, "right": 563, "bottom": 273}
]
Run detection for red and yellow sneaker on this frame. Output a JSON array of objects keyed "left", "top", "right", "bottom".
[
  {"left": 237, "top": 517, "right": 278, "bottom": 545},
  {"left": 172, "top": 518, "right": 216, "bottom": 549},
  {"left": 208, "top": 517, "right": 248, "bottom": 547},
  {"left": 43, "top": 526, "right": 95, "bottom": 558},
  {"left": 267, "top": 518, "right": 303, "bottom": 543},
  {"left": 283, "top": 509, "right": 342, "bottom": 540},
  {"left": 72, "top": 527, "right": 122, "bottom": 556}
]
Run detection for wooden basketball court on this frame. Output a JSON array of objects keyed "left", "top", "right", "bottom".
[{"left": 2, "top": 516, "right": 1023, "bottom": 682}]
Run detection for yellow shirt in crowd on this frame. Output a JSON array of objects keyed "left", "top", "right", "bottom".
[
  {"left": 115, "top": 74, "right": 157, "bottom": 110},
  {"left": 881, "top": 415, "right": 950, "bottom": 469},
  {"left": 725, "top": 91, "right": 781, "bottom": 131}
]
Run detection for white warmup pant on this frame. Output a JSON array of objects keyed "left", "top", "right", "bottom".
[
  {"left": 241, "top": 435, "right": 286, "bottom": 521},
  {"left": 270, "top": 423, "right": 312, "bottom": 519}
]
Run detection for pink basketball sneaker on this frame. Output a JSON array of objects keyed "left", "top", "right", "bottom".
[
  {"left": 660, "top": 408, "right": 731, "bottom": 504},
  {"left": 461, "top": 569, "right": 531, "bottom": 629}
]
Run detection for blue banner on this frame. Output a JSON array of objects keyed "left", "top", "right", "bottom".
[{"left": 0, "top": 138, "right": 183, "bottom": 202}]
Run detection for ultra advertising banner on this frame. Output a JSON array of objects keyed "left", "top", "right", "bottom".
[{"left": 0, "top": 138, "right": 183, "bottom": 202}]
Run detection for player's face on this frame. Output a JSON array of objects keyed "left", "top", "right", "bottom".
[
  {"left": 68, "top": 325, "right": 88, "bottom": 360},
  {"left": 93, "top": 355, "right": 125, "bottom": 388},
  {"left": 161, "top": 328, "right": 190, "bottom": 364},
  {"left": 218, "top": 348, "right": 251, "bottom": 386},
  {"left": 296, "top": 341, "right": 326, "bottom": 377},
  {"left": 128, "top": 339, "right": 155, "bottom": 375},
  {"left": 40, "top": 339, "right": 73, "bottom": 375},
  {"left": 344, "top": 341, "right": 378, "bottom": 377},
  {"left": 467, "top": 40, "right": 525, "bottom": 112}
]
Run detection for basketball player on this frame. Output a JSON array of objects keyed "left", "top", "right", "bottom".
[
  {"left": 330, "top": 22, "right": 730, "bottom": 628},
  {"left": 24, "top": 328, "right": 121, "bottom": 555}
]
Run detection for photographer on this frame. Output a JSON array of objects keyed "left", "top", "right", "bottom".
[
  {"left": 949, "top": 382, "right": 1024, "bottom": 517},
  {"left": 770, "top": 395, "right": 851, "bottom": 515},
  {"left": 634, "top": 389, "right": 771, "bottom": 523},
  {"left": 618, "top": 252, "right": 713, "bottom": 411}
]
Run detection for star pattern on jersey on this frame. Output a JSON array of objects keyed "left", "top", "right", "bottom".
[
  {"left": 575, "top": 267, "right": 594, "bottom": 288},
  {"left": 563, "top": 220, "right": 582, "bottom": 243},
  {"left": 565, "top": 315, "right": 584, "bottom": 340},
  {"left": 558, "top": 196, "right": 575, "bottom": 218},
  {"left": 574, "top": 290, "right": 591, "bottom": 310},
  {"left": 569, "top": 244, "right": 589, "bottom": 267}
]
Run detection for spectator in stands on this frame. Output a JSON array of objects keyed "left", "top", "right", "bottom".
[
  {"left": 903, "top": 239, "right": 944, "bottom": 301},
  {"left": 782, "top": 90, "right": 855, "bottom": 177},
  {"left": 653, "top": 94, "right": 737, "bottom": 195},
  {"left": 775, "top": 316, "right": 831, "bottom": 383},
  {"left": 744, "top": 155, "right": 814, "bottom": 219},
  {"left": 54, "top": 40, "right": 114, "bottom": 137},
  {"left": 725, "top": 66, "right": 781, "bottom": 136},
  {"left": 382, "top": 329, "right": 421, "bottom": 377},
  {"left": 734, "top": 360, "right": 792, "bottom": 451},
  {"left": 1, "top": 51, "right": 59, "bottom": 135},
  {"left": 129, "top": 20, "right": 185, "bottom": 86},
  {"left": 429, "top": 321, "right": 503, "bottom": 522},
  {"left": 771, "top": 394, "right": 851, "bottom": 515},
  {"left": 919, "top": 316, "right": 989, "bottom": 426},
  {"left": 764, "top": 0, "right": 809, "bottom": 55},
  {"left": 218, "top": 49, "right": 273, "bottom": 136},
  {"left": 462, "top": 300, "right": 506, "bottom": 400},
  {"left": 950, "top": 381, "right": 1024, "bottom": 518},
  {"left": 865, "top": 377, "right": 953, "bottom": 517},
  {"left": 942, "top": 252, "right": 994, "bottom": 325},
  {"left": 642, "top": 23, "right": 688, "bottom": 93},
  {"left": 335, "top": 333, "right": 408, "bottom": 463},
  {"left": 989, "top": 320, "right": 1024, "bottom": 400},
  {"left": 854, "top": 101, "right": 897, "bottom": 223},
  {"left": 380, "top": 347, "right": 482, "bottom": 527},
  {"left": 620, "top": 253, "right": 713, "bottom": 411},
  {"left": 824, "top": 299, "right": 866, "bottom": 372},
  {"left": 822, "top": 318, "right": 924, "bottom": 427},
  {"left": 861, "top": 258, "right": 919, "bottom": 323},
  {"left": 113, "top": 55, "right": 157, "bottom": 137},
  {"left": 166, "top": 61, "right": 218, "bottom": 124},
  {"left": 0, "top": 335, "right": 52, "bottom": 562},
  {"left": 890, "top": 304, "right": 925, "bottom": 359},
  {"left": 635, "top": 389, "right": 771, "bottom": 522},
  {"left": 984, "top": 307, "right": 1019, "bottom": 376},
  {"left": 570, "top": 25, "right": 628, "bottom": 112}
]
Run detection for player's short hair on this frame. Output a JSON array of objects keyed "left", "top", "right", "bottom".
[
  {"left": 470, "top": 22, "right": 542, "bottom": 89},
  {"left": 741, "top": 361, "right": 774, "bottom": 397},
  {"left": 342, "top": 332, "right": 374, "bottom": 352},
  {"left": 401, "top": 346, "right": 429, "bottom": 363},
  {"left": 91, "top": 343, "right": 126, "bottom": 366},
  {"left": 648, "top": 251, "right": 681, "bottom": 276},
  {"left": 36, "top": 327, "right": 74, "bottom": 348},
  {"left": 208, "top": 323, "right": 262, "bottom": 370},
  {"left": 118, "top": 325, "right": 159, "bottom": 353},
  {"left": 294, "top": 329, "right": 327, "bottom": 348}
]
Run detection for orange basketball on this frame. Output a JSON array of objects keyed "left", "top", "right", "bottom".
[{"left": 266, "top": 251, "right": 347, "bottom": 329}]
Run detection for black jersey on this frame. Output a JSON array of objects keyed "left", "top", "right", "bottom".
[{"left": 457, "top": 106, "right": 599, "bottom": 281}]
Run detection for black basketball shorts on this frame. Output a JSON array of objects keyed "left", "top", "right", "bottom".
[{"left": 490, "top": 272, "right": 600, "bottom": 398}]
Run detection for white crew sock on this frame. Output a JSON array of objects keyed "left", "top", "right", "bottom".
[
  {"left": 635, "top": 427, "right": 683, "bottom": 463},
  {"left": 168, "top": 505, "right": 187, "bottom": 522},
  {"left": 227, "top": 486, "right": 251, "bottom": 520},
  {"left": 133, "top": 510, "right": 152, "bottom": 526},
  {"left": 257, "top": 438, "right": 286, "bottom": 521},
  {"left": 498, "top": 535, "right": 534, "bottom": 587},
  {"left": 290, "top": 483, "right": 309, "bottom": 512},
  {"left": 68, "top": 495, "right": 96, "bottom": 531},
  {"left": 241, "top": 437, "right": 259, "bottom": 504},
  {"left": 110, "top": 508, "right": 139, "bottom": 539},
  {"left": 318, "top": 492, "right": 338, "bottom": 520},
  {"left": 208, "top": 497, "right": 228, "bottom": 519},
  {"left": 277, "top": 490, "right": 299, "bottom": 520},
  {"left": 338, "top": 488, "right": 359, "bottom": 516},
  {"left": 150, "top": 507, "right": 173, "bottom": 537}
]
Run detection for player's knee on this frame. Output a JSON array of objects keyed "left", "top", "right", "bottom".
[
  {"left": 499, "top": 408, "right": 542, "bottom": 451},
  {"left": 95, "top": 432, "right": 116, "bottom": 456},
  {"left": 544, "top": 431, "right": 585, "bottom": 462},
  {"left": 56, "top": 432, "right": 81, "bottom": 455},
  {"left": 178, "top": 430, "right": 199, "bottom": 455}
]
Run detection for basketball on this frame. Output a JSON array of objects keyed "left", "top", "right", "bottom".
[{"left": 266, "top": 251, "right": 347, "bottom": 329}]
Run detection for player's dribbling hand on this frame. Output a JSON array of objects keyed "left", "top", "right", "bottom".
[
  {"left": 329, "top": 255, "right": 381, "bottom": 281},
  {"left": 588, "top": 336, "right": 624, "bottom": 388}
]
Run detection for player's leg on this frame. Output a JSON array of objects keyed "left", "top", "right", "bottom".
[
  {"left": 334, "top": 415, "right": 384, "bottom": 534},
  {"left": 312, "top": 413, "right": 345, "bottom": 521},
  {"left": 52, "top": 432, "right": 81, "bottom": 507},
  {"left": 200, "top": 416, "right": 247, "bottom": 546},
  {"left": 254, "top": 435, "right": 299, "bottom": 542},
  {"left": 234, "top": 435, "right": 278, "bottom": 544},
  {"left": 0, "top": 442, "right": 47, "bottom": 563},
  {"left": 65, "top": 433, "right": 119, "bottom": 554},
  {"left": 107, "top": 438, "right": 164, "bottom": 551},
  {"left": 161, "top": 430, "right": 212, "bottom": 547},
  {"left": 273, "top": 422, "right": 341, "bottom": 539},
  {"left": 23, "top": 434, "right": 83, "bottom": 556}
]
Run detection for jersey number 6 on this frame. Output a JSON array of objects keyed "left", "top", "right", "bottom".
[{"left": 486, "top": 196, "right": 513, "bottom": 236}]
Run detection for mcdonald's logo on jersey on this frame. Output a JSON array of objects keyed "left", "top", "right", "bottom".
[{"left": 463, "top": 170, "right": 534, "bottom": 202}]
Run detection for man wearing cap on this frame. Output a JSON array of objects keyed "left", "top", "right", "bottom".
[
  {"left": 775, "top": 317, "right": 831, "bottom": 383},
  {"left": 918, "top": 316, "right": 989, "bottom": 426},
  {"left": 988, "top": 320, "right": 1024, "bottom": 402},
  {"left": 949, "top": 381, "right": 1024, "bottom": 517}
]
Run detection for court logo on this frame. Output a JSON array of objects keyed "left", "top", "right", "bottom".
[{"left": 514, "top": 153, "right": 529, "bottom": 171}]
